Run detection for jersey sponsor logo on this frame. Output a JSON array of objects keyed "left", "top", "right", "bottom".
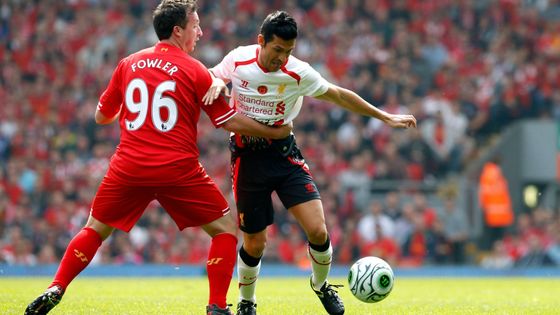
[
  {"left": 74, "top": 249, "right": 89, "bottom": 263},
  {"left": 207, "top": 257, "right": 224, "bottom": 265},
  {"left": 235, "top": 94, "right": 287, "bottom": 125},
  {"left": 275, "top": 101, "right": 286, "bottom": 115},
  {"left": 237, "top": 102, "right": 274, "bottom": 117},
  {"left": 238, "top": 94, "right": 276, "bottom": 108},
  {"left": 257, "top": 85, "right": 268, "bottom": 94},
  {"left": 241, "top": 80, "right": 249, "bottom": 89}
]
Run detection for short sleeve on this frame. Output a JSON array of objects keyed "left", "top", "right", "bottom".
[
  {"left": 98, "top": 60, "right": 125, "bottom": 118},
  {"left": 202, "top": 95, "right": 236, "bottom": 128},
  {"left": 298, "top": 62, "right": 330, "bottom": 97},
  {"left": 209, "top": 48, "right": 237, "bottom": 80}
]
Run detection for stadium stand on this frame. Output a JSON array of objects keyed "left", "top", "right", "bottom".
[{"left": 1, "top": 0, "right": 559, "bottom": 267}]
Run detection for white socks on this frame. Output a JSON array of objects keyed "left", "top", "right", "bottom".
[
  {"left": 308, "top": 243, "right": 333, "bottom": 290},
  {"left": 237, "top": 253, "right": 261, "bottom": 303}
]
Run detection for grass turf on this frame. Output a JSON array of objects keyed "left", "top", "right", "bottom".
[{"left": 2, "top": 277, "right": 559, "bottom": 314}]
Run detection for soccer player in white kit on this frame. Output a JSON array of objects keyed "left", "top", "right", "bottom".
[{"left": 203, "top": 11, "right": 417, "bottom": 315}]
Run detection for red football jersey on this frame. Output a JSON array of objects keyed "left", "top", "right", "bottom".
[{"left": 98, "top": 42, "right": 235, "bottom": 185}]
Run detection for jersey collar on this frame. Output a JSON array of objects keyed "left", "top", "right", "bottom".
[
  {"left": 155, "top": 42, "right": 184, "bottom": 54},
  {"left": 255, "top": 47, "right": 270, "bottom": 73}
]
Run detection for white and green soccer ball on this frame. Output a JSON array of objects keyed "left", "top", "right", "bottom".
[{"left": 348, "top": 256, "right": 394, "bottom": 303}]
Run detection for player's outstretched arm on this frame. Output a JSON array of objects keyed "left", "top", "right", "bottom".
[
  {"left": 315, "top": 83, "right": 417, "bottom": 128},
  {"left": 222, "top": 114, "right": 292, "bottom": 139}
]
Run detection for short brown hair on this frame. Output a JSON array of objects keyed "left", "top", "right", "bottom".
[{"left": 153, "top": 0, "right": 198, "bottom": 40}]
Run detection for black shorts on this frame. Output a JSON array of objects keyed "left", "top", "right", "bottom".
[{"left": 230, "top": 134, "right": 321, "bottom": 234}]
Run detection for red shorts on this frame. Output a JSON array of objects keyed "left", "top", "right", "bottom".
[{"left": 91, "top": 167, "right": 230, "bottom": 232}]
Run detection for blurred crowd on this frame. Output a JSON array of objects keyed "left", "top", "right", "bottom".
[{"left": 1, "top": 0, "right": 559, "bottom": 268}]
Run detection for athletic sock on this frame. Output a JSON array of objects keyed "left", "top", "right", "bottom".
[
  {"left": 50, "top": 227, "right": 103, "bottom": 290},
  {"left": 237, "top": 245, "right": 261, "bottom": 303},
  {"left": 207, "top": 233, "right": 237, "bottom": 308},
  {"left": 308, "top": 236, "right": 332, "bottom": 290}
]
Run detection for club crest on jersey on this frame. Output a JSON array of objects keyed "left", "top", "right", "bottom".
[
  {"left": 257, "top": 85, "right": 268, "bottom": 94},
  {"left": 277, "top": 83, "right": 286, "bottom": 94}
]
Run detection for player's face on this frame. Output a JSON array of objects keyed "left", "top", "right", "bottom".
[
  {"left": 178, "top": 12, "right": 202, "bottom": 53},
  {"left": 258, "top": 34, "right": 296, "bottom": 72}
]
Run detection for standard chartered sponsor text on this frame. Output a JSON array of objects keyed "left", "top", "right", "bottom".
[
  {"left": 238, "top": 94, "right": 276, "bottom": 107},
  {"left": 237, "top": 102, "right": 274, "bottom": 115}
]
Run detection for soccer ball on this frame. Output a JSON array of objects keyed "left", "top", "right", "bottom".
[{"left": 348, "top": 256, "right": 394, "bottom": 303}]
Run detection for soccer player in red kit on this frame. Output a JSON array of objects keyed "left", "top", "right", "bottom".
[{"left": 24, "top": 1, "right": 291, "bottom": 315}]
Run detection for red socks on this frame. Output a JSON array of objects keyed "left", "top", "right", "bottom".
[
  {"left": 207, "top": 233, "right": 237, "bottom": 308},
  {"left": 50, "top": 227, "right": 103, "bottom": 290},
  {"left": 48, "top": 227, "right": 236, "bottom": 308}
]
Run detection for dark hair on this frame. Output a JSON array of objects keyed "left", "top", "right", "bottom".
[
  {"left": 260, "top": 11, "right": 298, "bottom": 44},
  {"left": 152, "top": 0, "right": 198, "bottom": 40}
]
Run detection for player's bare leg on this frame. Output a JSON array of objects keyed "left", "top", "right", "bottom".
[
  {"left": 202, "top": 212, "right": 238, "bottom": 315},
  {"left": 290, "top": 199, "right": 345, "bottom": 315},
  {"left": 235, "top": 229, "right": 267, "bottom": 315},
  {"left": 25, "top": 216, "right": 113, "bottom": 315},
  {"left": 289, "top": 200, "right": 330, "bottom": 287}
]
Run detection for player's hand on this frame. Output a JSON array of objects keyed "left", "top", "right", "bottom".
[
  {"left": 385, "top": 114, "right": 417, "bottom": 128},
  {"left": 202, "top": 77, "right": 230, "bottom": 105}
]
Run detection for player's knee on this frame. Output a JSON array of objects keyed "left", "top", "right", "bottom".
[
  {"left": 244, "top": 236, "right": 266, "bottom": 257},
  {"left": 245, "top": 243, "right": 266, "bottom": 257},
  {"left": 202, "top": 213, "right": 237, "bottom": 236},
  {"left": 306, "top": 225, "right": 328, "bottom": 245},
  {"left": 221, "top": 216, "right": 237, "bottom": 234},
  {"left": 85, "top": 216, "right": 114, "bottom": 240}
]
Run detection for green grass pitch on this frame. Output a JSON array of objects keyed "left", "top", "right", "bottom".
[{"left": 2, "top": 277, "right": 559, "bottom": 314}]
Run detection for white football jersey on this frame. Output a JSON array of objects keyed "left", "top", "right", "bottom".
[{"left": 210, "top": 44, "right": 329, "bottom": 126}]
